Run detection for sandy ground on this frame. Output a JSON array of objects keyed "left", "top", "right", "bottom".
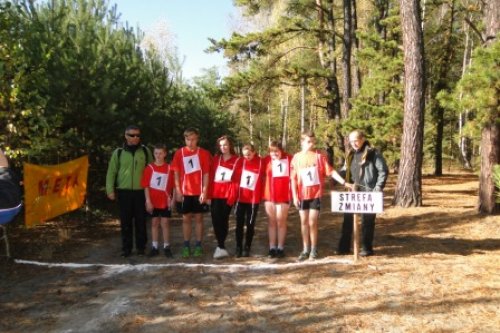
[{"left": 0, "top": 173, "right": 499, "bottom": 333}]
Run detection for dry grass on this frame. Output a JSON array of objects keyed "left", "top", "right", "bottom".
[{"left": 0, "top": 172, "right": 499, "bottom": 332}]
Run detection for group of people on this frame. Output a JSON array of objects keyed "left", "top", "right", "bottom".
[{"left": 106, "top": 126, "right": 388, "bottom": 261}]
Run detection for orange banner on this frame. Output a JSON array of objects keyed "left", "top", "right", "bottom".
[{"left": 23, "top": 156, "right": 89, "bottom": 228}]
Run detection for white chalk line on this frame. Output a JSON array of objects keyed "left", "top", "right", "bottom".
[{"left": 15, "top": 257, "right": 353, "bottom": 275}]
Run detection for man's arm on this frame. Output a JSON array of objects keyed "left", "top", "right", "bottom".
[
  {"left": 105, "top": 150, "right": 118, "bottom": 200},
  {"left": 373, "top": 150, "right": 389, "bottom": 192},
  {"left": 0, "top": 149, "right": 9, "bottom": 168}
]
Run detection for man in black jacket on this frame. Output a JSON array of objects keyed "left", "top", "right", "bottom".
[{"left": 337, "top": 130, "right": 388, "bottom": 256}]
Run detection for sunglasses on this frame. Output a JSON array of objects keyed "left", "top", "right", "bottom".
[{"left": 126, "top": 133, "right": 140, "bottom": 138}]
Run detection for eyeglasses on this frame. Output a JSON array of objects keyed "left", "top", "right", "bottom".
[{"left": 126, "top": 133, "right": 140, "bottom": 138}]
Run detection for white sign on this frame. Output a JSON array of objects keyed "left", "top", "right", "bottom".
[{"left": 331, "top": 191, "right": 384, "bottom": 213}]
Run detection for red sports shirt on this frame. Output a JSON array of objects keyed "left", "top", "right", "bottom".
[
  {"left": 234, "top": 155, "right": 264, "bottom": 204},
  {"left": 291, "top": 150, "right": 333, "bottom": 200},
  {"left": 171, "top": 147, "right": 212, "bottom": 196},
  {"left": 141, "top": 163, "right": 174, "bottom": 209},
  {"left": 209, "top": 154, "right": 240, "bottom": 203},
  {"left": 262, "top": 154, "right": 292, "bottom": 203}
]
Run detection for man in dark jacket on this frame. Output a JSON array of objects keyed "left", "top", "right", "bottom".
[
  {"left": 337, "top": 130, "right": 388, "bottom": 256},
  {"left": 106, "top": 125, "right": 153, "bottom": 257}
]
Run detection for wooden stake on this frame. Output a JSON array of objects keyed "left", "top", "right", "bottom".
[{"left": 353, "top": 213, "right": 359, "bottom": 261}]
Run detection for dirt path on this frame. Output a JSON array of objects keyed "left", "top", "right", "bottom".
[{"left": 1, "top": 173, "right": 499, "bottom": 332}]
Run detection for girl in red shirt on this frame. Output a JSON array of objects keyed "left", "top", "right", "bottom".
[
  {"left": 262, "top": 141, "right": 292, "bottom": 258},
  {"left": 209, "top": 135, "right": 240, "bottom": 259},
  {"left": 234, "top": 144, "right": 264, "bottom": 257},
  {"left": 141, "top": 144, "right": 175, "bottom": 257}
]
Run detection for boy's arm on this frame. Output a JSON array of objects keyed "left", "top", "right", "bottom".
[{"left": 144, "top": 187, "right": 153, "bottom": 213}]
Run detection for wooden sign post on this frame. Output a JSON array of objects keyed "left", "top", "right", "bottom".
[
  {"left": 353, "top": 213, "right": 359, "bottom": 261},
  {"left": 331, "top": 191, "right": 384, "bottom": 261}
]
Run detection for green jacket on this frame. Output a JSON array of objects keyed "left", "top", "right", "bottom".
[{"left": 106, "top": 144, "right": 153, "bottom": 194}]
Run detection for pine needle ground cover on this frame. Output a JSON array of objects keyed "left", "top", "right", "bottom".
[{"left": 1, "top": 173, "right": 498, "bottom": 332}]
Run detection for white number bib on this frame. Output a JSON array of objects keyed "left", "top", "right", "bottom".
[
  {"left": 150, "top": 171, "right": 168, "bottom": 191},
  {"left": 272, "top": 159, "right": 289, "bottom": 178},
  {"left": 240, "top": 169, "right": 258, "bottom": 191},
  {"left": 214, "top": 165, "right": 233, "bottom": 183},
  {"left": 300, "top": 166, "right": 320, "bottom": 187},
  {"left": 183, "top": 154, "right": 201, "bottom": 174}
]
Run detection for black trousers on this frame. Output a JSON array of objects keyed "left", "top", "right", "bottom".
[
  {"left": 210, "top": 198, "right": 233, "bottom": 249},
  {"left": 235, "top": 202, "right": 259, "bottom": 249},
  {"left": 117, "top": 190, "right": 147, "bottom": 253},
  {"left": 338, "top": 213, "right": 376, "bottom": 252}
]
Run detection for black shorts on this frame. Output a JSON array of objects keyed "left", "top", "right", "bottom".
[
  {"left": 299, "top": 198, "right": 321, "bottom": 211},
  {"left": 150, "top": 208, "right": 172, "bottom": 218},
  {"left": 178, "top": 195, "right": 209, "bottom": 214}
]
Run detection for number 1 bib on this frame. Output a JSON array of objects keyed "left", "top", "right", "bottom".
[
  {"left": 214, "top": 165, "right": 233, "bottom": 183},
  {"left": 183, "top": 154, "right": 201, "bottom": 174},
  {"left": 150, "top": 171, "right": 168, "bottom": 191},
  {"left": 272, "top": 159, "right": 289, "bottom": 177},
  {"left": 300, "top": 166, "right": 320, "bottom": 187},
  {"left": 240, "top": 169, "right": 258, "bottom": 191}
]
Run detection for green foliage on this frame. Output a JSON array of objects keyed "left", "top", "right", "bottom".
[
  {"left": 494, "top": 164, "right": 500, "bottom": 203},
  {"left": 439, "top": 38, "right": 500, "bottom": 137},
  {"left": 0, "top": 0, "right": 235, "bottom": 205}
]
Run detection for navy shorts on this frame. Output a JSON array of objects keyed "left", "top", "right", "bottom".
[
  {"left": 150, "top": 208, "right": 172, "bottom": 218},
  {"left": 299, "top": 198, "right": 321, "bottom": 211},
  {"left": 179, "top": 195, "right": 209, "bottom": 214}
]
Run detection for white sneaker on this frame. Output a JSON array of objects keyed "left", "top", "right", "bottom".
[{"left": 213, "top": 247, "right": 229, "bottom": 259}]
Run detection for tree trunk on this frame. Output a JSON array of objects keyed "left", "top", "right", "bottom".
[
  {"left": 458, "top": 19, "right": 473, "bottom": 169},
  {"left": 300, "top": 77, "right": 306, "bottom": 132},
  {"left": 479, "top": 124, "right": 500, "bottom": 214},
  {"left": 432, "top": 0, "right": 455, "bottom": 176},
  {"left": 351, "top": 0, "right": 362, "bottom": 96},
  {"left": 393, "top": 0, "right": 426, "bottom": 207},
  {"left": 317, "top": 0, "right": 342, "bottom": 121},
  {"left": 247, "top": 89, "right": 253, "bottom": 144},
  {"left": 342, "top": 0, "right": 352, "bottom": 119},
  {"left": 478, "top": 0, "right": 499, "bottom": 214}
]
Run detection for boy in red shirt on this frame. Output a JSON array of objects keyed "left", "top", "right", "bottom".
[
  {"left": 234, "top": 144, "right": 264, "bottom": 257},
  {"left": 172, "top": 128, "right": 212, "bottom": 258},
  {"left": 141, "top": 143, "right": 175, "bottom": 257},
  {"left": 291, "top": 131, "right": 349, "bottom": 260},
  {"left": 262, "top": 141, "right": 292, "bottom": 258}
]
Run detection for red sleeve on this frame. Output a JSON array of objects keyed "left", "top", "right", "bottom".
[
  {"left": 171, "top": 149, "right": 182, "bottom": 172},
  {"left": 141, "top": 164, "right": 152, "bottom": 188},
  {"left": 208, "top": 155, "right": 219, "bottom": 198},
  {"left": 227, "top": 157, "right": 243, "bottom": 205},
  {"left": 167, "top": 167, "right": 175, "bottom": 196},
  {"left": 201, "top": 149, "right": 212, "bottom": 175}
]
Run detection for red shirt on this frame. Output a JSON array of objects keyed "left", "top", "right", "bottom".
[
  {"left": 291, "top": 150, "right": 333, "bottom": 200},
  {"left": 209, "top": 155, "right": 240, "bottom": 202},
  {"left": 234, "top": 155, "right": 265, "bottom": 204},
  {"left": 171, "top": 147, "right": 212, "bottom": 196},
  {"left": 262, "top": 154, "right": 292, "bottom": 203},
  {"left": 141, "top": 163, "right": 174, "bottom": 209}
]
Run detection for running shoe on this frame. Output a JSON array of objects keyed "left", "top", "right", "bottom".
[
  {"left": 268, "top": 248, "right": 277, "bottom": 258},
  {"left": 148, "top": 247, "right": 159, "bottom": 257},
  {"left": 193, "top": 245, "right": 203, "bottom": 257},
  {"left": 213, "top": 247, "right": 229, "bottom": 259},
  {"left": 309, "top": 249, "right": 319, "bottom": 260},
  {"left": 164, "top": 247, "right": 173, "bottom": 258},
  {"left": 298, "top": 251, "right": 309, "bottom": 261},
  {"left": 181, "top": 246, "right": 190, "bottom": 258}
]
